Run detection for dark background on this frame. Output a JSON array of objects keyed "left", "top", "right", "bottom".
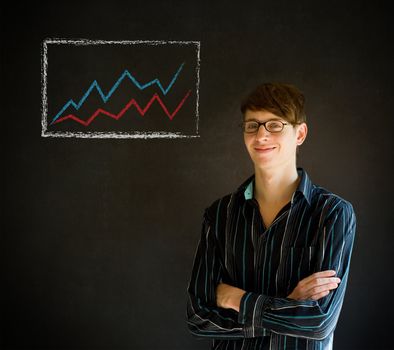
[{"left": 2, "top": 1, "right": 393, "bottom": 349}]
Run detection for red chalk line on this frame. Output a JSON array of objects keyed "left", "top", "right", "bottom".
[{"left": 53, "top": 90, "right": 192, "bottom": 126}]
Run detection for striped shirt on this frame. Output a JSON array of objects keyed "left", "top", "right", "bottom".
[{"left": 187, "top": 168, "right": 356, "bottom": 349}]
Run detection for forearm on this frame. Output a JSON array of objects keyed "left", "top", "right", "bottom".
[
  {"left": 187, "top": 213, "right": 251, "bottom": 339},
  {"left": 187, "top": 289, "right": 247, "bottom": 339},
  {"left": 238, "top": 276, "right": 348, "bottom": 340},
  {"left": 215, "top": 274, "right": 346, "bottom": 340},
  {"left": 238, "top": 229, "right": 355, "bottom": 339}
]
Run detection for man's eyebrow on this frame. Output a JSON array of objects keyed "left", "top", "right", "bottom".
[{"left": 244, "top": 117, "right": 283, "bottom": 122}]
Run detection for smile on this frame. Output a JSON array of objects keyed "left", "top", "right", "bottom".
[{"left": 254, "top": 147, "right": 276, "bottom": 153}]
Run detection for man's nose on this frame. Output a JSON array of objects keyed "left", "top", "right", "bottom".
[{"left": 255, "top": 125, "right": 270, "bottom": 140}]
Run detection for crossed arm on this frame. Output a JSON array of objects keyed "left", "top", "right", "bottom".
[
  {"left": 187, "top": 201, "right": 356, "bottom": 340},
  {"left": 216, "top": 270, "right": 341, "bottom": 312}
]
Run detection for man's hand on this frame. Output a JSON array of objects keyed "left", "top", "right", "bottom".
[
  {"left": 216, "top": 270, "right": 340, "bottom": 312},
  {"left": 216, "top": 283, "right": 246, "bottom": 312},
  {"left": 287, "top": 270, "right": 341, "bottom": 301}
]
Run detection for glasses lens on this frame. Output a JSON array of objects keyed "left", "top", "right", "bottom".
[
  {"left": 266, "top": 121, "right": 284, "bottom": 133},
  {"left": 244, "top": 121, "right": 259, "bottom": 133}
]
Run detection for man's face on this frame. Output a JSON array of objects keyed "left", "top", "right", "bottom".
[{"left": 243, "top": 109, "right": 307, "bottom": 171}]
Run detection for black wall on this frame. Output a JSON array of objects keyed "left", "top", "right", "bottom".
[{"left": 2, "top": 1, "right": 393, "bottom": 349}]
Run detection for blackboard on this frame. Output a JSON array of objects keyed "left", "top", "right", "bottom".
[{"left": 2, "top": 1, "right": 393, "bottom": 349}]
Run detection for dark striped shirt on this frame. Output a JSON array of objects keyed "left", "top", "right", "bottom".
[{"left": 187, "top": 168, "right": 356, "bottom": 349}]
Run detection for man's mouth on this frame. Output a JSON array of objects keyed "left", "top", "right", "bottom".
[{"left": 254, "top": 146, "right": 276, "bottom": 153}]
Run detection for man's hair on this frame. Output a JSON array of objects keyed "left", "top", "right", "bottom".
[{"left": 240, "top": 82, "right": 306, "bottom": 124}]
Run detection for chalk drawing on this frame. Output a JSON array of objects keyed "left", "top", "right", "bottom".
[
  {"left": 41, "top": 38, "right": 201, "bottom": 139},
  {"left": 50, "top": 63, "right": 187, "bottom": 125},
  {"left": 52, "top": 91, "right": 192, "bottom": 126}
]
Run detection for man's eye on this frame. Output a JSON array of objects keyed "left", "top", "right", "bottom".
[
  {"left": 246, "top": 123, "right": 257, "bottom": 130},
  {"left": 268, "top": 122, "right": 282, "bottom": 129},
  {"left": 270, "top": 122, "right": 281, "bottom": 127}
]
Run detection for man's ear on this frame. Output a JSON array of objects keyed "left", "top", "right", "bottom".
[{"left": 296, "top": 123, "right": 308, "bottom": 145}]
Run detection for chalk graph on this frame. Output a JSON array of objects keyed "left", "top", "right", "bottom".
[
  {"left": 41, "top": 39, "right": 201, "bottom": 139},
  {"left": 51, "top": 91, "right": 192, "bottom": 127}
]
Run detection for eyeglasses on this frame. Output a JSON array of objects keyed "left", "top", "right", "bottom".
[{"left": 241, "top": 120, "right": 290, "bottom": 134}]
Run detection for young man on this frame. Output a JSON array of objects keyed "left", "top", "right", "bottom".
[{"left": 186, "top": 83, "right": 356, "bottom": 349}]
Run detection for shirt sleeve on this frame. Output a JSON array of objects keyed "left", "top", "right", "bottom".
[
  {"left": 237, "top": 200, "right": 356, "bottom": 340},
  {"left": 186, "top": 209, "right": 266, "bottom": 339}
]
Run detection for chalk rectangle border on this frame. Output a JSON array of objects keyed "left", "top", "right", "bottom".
[{"left": 41, "top": 38, "right": 201, "bottom": 139}]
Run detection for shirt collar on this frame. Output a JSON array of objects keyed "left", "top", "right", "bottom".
[{"left": 238, "top": 167, "right": 313, "bottom": 206}]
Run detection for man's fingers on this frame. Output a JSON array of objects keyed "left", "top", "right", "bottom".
[
  {"left": 299, "top": 270, "right": 337, "bottom": 286},
  {"left": 310, "top": 290, "right": 330, "bottom": 301},
  {"left": 288, "top": 270, "right": 341, "bottom": 301},
  {"left": 306, "top": 282, "right": 339, "bottom": 297},
  {"left": 303, "top": 277, "right": 341, "bottom": 292},
  {"left": 299, "top": 271, "right": 340, "bottom": 291}
]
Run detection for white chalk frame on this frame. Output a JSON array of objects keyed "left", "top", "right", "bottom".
[{"left": 41, "top": 38, "right": 201, "bottom": 139}]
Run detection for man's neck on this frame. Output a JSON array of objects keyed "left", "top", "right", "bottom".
[{"left": 254, "top": 163, "right": 300, "bottom": 205}]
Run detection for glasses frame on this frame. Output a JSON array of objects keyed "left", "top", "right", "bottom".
[{"left": 241, "top": 119, "right": 291, "bottom": 134}]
